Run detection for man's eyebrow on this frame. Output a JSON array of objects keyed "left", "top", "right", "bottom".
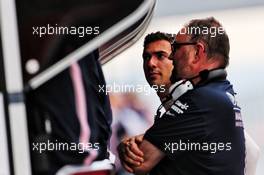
[
  {"left": 152, "top": 51, "right": 170, "bottom": 55},
  {"left": 144, "top": 50, "right": 167, "bottom": 54}
]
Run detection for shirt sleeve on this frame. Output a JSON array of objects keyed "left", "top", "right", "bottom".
[{"left": 144, "top": 94, "right": 207, "bottom": 160}]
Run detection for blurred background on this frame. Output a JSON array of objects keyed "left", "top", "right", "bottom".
[{"left": 103, "top": 0, "right": 264, "bottom": 174}]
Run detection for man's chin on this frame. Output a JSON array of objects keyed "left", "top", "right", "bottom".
[
  {"left": 148, "top": 82, "right": 156, "bottom": 87},
  {"left": 149, "top": 81, "right": 163, "bottom": 88},
  {"left": 147, "top": 78, "right": 156, "bottom": 85}
]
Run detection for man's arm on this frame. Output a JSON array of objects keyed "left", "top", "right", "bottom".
[
  {"left": 117, "top": 135, "right": 164, "bottom": 174},
  {"left": 118, "top": 135, "right": 144, "bottom": 173},
  {"left": 132, "top": 139, "right": 165, "bottom": 175}
]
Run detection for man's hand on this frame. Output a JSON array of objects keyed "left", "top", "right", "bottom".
[{"left": 117, "top": 135, "right": 144, "bottom": 173}]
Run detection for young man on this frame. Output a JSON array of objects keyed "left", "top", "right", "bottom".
[{"left": 118, "top": 18, "right": 259, "bottom": 175}]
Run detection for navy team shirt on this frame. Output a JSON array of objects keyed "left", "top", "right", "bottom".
[{"left": 144, "top": 78, "right": 245, "bottom": 175}]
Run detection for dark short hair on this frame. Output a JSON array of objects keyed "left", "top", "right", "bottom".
[
  {"left": 143, "top": 31, "right": 174, "bottom": 48},
  {"left": 185, "top": 17, "right": 230, "bottom": 67}
]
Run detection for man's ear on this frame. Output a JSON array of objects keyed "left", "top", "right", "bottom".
[{"left": 193, "top": 42, "right": 206, "bottom": 64}]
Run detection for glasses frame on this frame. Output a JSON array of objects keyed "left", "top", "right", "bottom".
[
  {"left": 169, "top": 41, "right": 197, "bottom": 59},
  {"left": 169, "top": 40, "right": 197, "bottom": 60},
  {"left": 171, "top": 41, "right": 197, "bottom": 51}
]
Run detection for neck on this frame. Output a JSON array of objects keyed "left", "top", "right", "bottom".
[
  {"left": 191, "top": 76, "right": 201, "bottom": 85},
  {"left": 192, "top": 68, "right": 227, "bottom": 86},
  {"left": 157, "top": 84, "right": 170, "bottom": 101},
  {"left": 191, "top": 63, "right": 222, "bottom": 84},
  {"left": 157, "top": 90, "right": 169, "bottom": 101}
]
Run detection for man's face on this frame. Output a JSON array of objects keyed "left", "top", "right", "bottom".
[
  {"left": 143, "top": 40, "right": 173, "bottom": 89},
  {"left": 170, "top": 29, "right": 197, "bottom": 83}
]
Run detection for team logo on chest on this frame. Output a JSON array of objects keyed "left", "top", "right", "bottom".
[
  {"left": 165, "top": 100, "right": 189, "bottom": 116},
  {"left": 155, "top": 80, "right": 193, "bottom": 119}
]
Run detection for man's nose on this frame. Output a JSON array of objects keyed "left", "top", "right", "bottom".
[{"left": 147, "top": 56, "right": 158, "bottom": 67}]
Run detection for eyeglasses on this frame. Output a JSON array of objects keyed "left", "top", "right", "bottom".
[{"left": 171, "top": 41, "right": 197, "bottom": 52}]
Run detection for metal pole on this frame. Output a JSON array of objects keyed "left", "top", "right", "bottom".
[
  {"left": 0, "top": 93, "right": 11, "bottom": 175},
  {"left": 0, "top": 0, "right": 32, "bottom": 174}
]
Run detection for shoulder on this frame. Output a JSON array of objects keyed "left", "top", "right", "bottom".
[{"left": 186, "top": 80, "right": 235, "bottom": 110}]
